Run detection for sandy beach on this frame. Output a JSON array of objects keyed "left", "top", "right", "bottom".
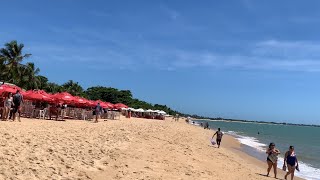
[{"left": 0, "top": 117, "right": 303, "bottom": 180}]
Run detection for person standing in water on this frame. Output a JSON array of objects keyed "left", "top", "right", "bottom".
[
  {"left": 212, "top": 128, "right": 223, "bottom": 148},
  {"left": 284, "top": 146, "right": 299, "bottom": 180},
  {"left": 266, "top": 142, "right": 281, "bottom": 178}
]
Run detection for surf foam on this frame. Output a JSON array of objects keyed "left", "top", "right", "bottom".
[{"left": 226, "top": 131, "right": 320, "bottom": 180}]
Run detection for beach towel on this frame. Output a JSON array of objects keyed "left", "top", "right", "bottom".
[{"left": 211, "top": 139, "right": 216, "bottom": 145}]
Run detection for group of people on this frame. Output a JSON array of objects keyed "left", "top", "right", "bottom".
[
  {"left": 1, "top": 90, "right": 23, "bottom": 121},
  {"left": 207, "top": 124, "right": 299, "bottom": 180},
  {"left": 266, "top": 143, "right": 299, "bottom": 180}
]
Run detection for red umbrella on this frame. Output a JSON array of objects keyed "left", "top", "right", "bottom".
[
  {"left": 86, "top": 100, "right": 96, "bottom": 107},
  {"left": 24, "top": 90, "right": 53, "bottom": 102},
  {"left": 104, "top": 102, "right": 114, "bottom": 109},
  {"left": 94, "top": 100, "right": 109, "bottom": 109},
  {"left": 74, "top": 96, "right": 90, "bottom": 107},
  {"left": 0, "top": 84, "right": 21, "bottom": 95},
  {"left": 52, "top": 92, "right": 76, "bottom": 104},
  {"left": 114, "top": 103, "right": 128, "bottom": 109}
]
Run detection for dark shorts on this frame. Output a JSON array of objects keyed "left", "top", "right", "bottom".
[
  {"left": 13, "top": 105, "right": 21, "bottom": 113},
  {"left": 216, "top": 139, "right": 222, "bottom": 144}
]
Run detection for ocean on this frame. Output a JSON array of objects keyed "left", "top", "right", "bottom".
[{"left": 195, "top": 120, "right": 320, "bottom": 180}]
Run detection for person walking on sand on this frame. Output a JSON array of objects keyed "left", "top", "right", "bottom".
[
  {"left": 12, "top": 90, "right": 23, "bottom": 122},
  {"left": 212, "top": 128, "right": 223, "bottom": 148},
  {"left": 266, "top": 142, "right": 281, "bottom": 178},
  {"left": 284, "top": 146, "right": 299, "bottom": 180},
  {"left": 94, "top": 103, "right": 102, "bottom": 123}
]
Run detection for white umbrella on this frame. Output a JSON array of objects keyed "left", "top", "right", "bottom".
[
  {"left": 136, "top": 108, "right": 145, "bottom": 112},
  {"left": 158, "top": 111, "right": 167, "bottom": 114},
  {"left": 145, "top": 109, "right": 154, "bottom": 112}
]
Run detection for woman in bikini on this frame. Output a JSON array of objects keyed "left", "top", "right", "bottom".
[
  {"left": 266, "top": 142, "right": 281, "bottom": 178},
  {"left": 283, "top": 146, "right": 299, "bottom": 180},
  {"left": 3, "top": 93, "right": 13, "bottom": 120}
]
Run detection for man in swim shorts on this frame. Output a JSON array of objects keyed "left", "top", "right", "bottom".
[
  {"left": 212, "top": 128, "right": 223, "bottom": 148},
  {"left": 12, "top": 90, "right": 23, "bottom": 122}
]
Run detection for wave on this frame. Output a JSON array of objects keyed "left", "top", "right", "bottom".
[{"left": 226, "top": 131, "right": 320, "bottom": 180}]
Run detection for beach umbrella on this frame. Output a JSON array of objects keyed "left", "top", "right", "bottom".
[
  {"left": 73, "top": 96, "right": 90, "bottom": 107},
  {"left": 145, "top": 109, "right": 154, "bottom": 113},
  {"left": 24, "top": 90, "right": 53, "bottom": 102},
  {"left": 94, "top": 100, "right": 111, "bottom": 109},
  {"left": 85, "top": 100, "right": 96, "bottom": 107},
  {"left": 52, "top": 92, "right": 76, "bottom": 104},
  {"left": 136, "top": 108, "right": 145, "bottom": 113},
  {"left": 0, "top": 84, "right": 21, "bottom": 94},
  {"left": 114, "top": 103, "right": 128, "bottom": 109},
  {"left": 158, "top": 111, "right": 167, "bottom": 114},
  {"left": 104, "top": 102, "right": 114, "bottom": 109}
]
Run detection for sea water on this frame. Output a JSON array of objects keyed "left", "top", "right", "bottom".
[{"left": 196, "top": 120, "right": 320, "bottom": 180}]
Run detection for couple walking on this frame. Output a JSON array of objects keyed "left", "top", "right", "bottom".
[{"left": 266, "top": 143, "right": 299, "bottom": 180}]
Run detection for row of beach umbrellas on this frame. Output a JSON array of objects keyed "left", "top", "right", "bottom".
[{"left": 0, "top": 84, "right": 128, "bottom": 110}]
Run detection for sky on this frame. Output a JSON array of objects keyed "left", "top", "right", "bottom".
[{"left": 1, "top": 0, "right": 320, "bottom": 125}]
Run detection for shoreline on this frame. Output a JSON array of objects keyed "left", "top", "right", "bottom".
[
  {"left": 0, "top": 116, "right": 304, "bottom": 179},
  {"left": 188, "top": 120, "right": 305, "bottom": 180}
]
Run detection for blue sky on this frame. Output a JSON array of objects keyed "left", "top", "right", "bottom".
[{"left": 1, "top": 0, "right": 320, "bottom": 124}]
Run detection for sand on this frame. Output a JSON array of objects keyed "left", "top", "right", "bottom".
[{"left": 0, "top": 117, "right": 303, "bottom": 180}]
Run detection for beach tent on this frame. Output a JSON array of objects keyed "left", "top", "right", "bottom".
[{"left": 145, "top": 109, "right": 154, "bottom": 113}]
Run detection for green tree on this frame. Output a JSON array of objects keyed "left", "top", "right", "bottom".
[
  {"left": 61, "top": 80, "right": 84, "bottom": 96},
  {"left": 37, "top": 75, "right": 49, "bottom": 90},
  {"left": 0, "top": 40, "right": 31, "bottom": 84},
  {"left": 45, "top": 82, "right": 62, "bottom": 93},
  {"left": 19, "top": 62, "right": 40, "bottom": 90}
]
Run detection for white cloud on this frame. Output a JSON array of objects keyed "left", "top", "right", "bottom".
[{"left": 28, "top": 27, "right": 320, "bottom": 73}]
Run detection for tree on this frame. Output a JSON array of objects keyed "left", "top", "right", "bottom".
[
  {"left": 0, "top": 40, "right": 185, "bottom": 116},
  {"left": 0, "top": 40, "right": 31, "bottom": 84},
  {"left": 61, "top": 80, "right": 84, "bottom": 96},
  {"left": 45, "top": 82, "right": 62, "bottom": 93},
  {"left": 37, "top": 75, "right": 49, "bottom": 90},
  {"left": 19, "top": 62, "right": 40, "bottom": 90}
]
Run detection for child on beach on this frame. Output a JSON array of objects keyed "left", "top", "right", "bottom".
[
  {"left": 266, "top": 142, "right": 281, "bottom": 178},
  {"left": 212, "top": 128, "right": 223, "bottom": 148}
]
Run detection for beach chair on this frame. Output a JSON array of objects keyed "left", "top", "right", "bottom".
[{"left": 39, "top": 108, "right": 48, "bottom": 119}]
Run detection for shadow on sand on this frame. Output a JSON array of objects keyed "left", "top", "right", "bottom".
[{"left": 256, "top": 173, "right": 282, "bottom": 180}]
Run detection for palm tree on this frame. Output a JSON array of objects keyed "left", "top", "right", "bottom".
[
  {"left": 37, "top": 75, "right": 49, "bottom": 90},
  {"left": 20, "top": 62, "right": 40, "bottom": 90},
  {"left": 45, "top": 82, "right": 62, "bottom": 93},
  {"left": 0, "top": 40, "right": 32, "bottom": 84},
  {"left": 61, "top": 80, "right": 84, "bottom": 96}
]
